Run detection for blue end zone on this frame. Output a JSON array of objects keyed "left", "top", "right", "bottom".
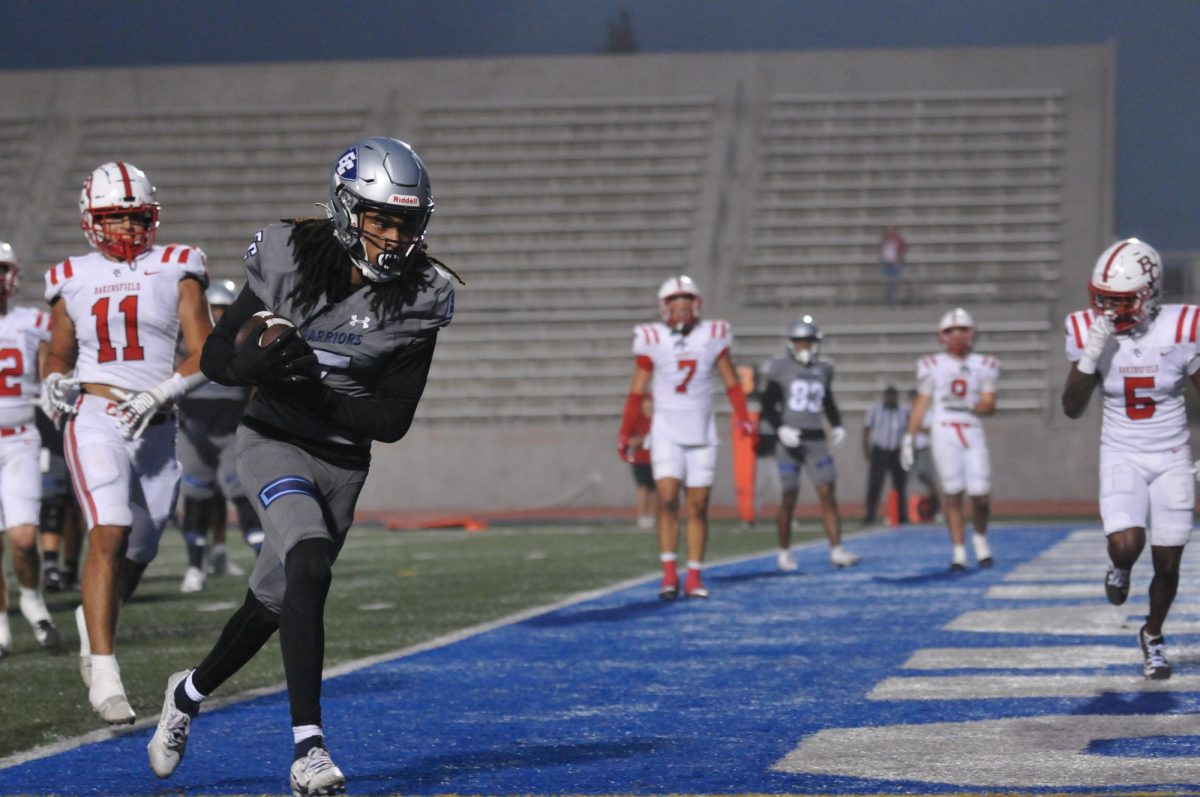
[{"left": 3, "top": 523, "right": 1198, "bottom": 794}]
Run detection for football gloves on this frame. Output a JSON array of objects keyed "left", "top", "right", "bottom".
[
  {"left": 900, "top": 433, "right": 915, "bottom": 471},
  {"left": 1077, "top": 314, "right": 1115, "bottom": 375},
  {"left": 829, "top": 425, "right": 847, "bottom": 447},
  {"left": 42, "top": 373, "right": 81, "bottom": 416},
  {"left": 777, "top": 425, "right": 802, "bottom": 448},
  {"left": 227, "top": 326, "right": 318, "bottom": 386}
]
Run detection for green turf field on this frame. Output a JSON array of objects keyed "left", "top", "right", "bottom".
[{"left": 0, "top": 519, "right": 812, "bottom": 761}]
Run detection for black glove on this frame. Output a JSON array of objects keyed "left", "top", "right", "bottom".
[{"left": 227, "top": 326, "right": 319, "bottom": 386}]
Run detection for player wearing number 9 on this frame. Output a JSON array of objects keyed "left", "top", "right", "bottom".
[
  {"left": 903, "top": 307, "right": 1001, "bottom": 572},
  {"left": 1062, "top": 237, "right": 1197, "bottom": 681},
  {"left": 41, "top": 161, "right": 214, "bottom": 726}
]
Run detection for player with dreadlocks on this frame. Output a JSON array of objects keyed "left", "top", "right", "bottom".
[{"left": 148, "top": 137, "right": 458, "bottom": 797}]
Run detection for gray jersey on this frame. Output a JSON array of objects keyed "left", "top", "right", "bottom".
[
  {"left": 240, "top": 223, "right": 454, "bottom": 448},
  {"left": 760, "top": 355, "right": 836, "bottom": 431}
]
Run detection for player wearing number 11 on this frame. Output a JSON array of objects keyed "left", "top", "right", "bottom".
[
  {"left": 41, "top": 162, "right": 213, "bottom": 725},
  {"left": 1062, "top": 238, "right": 1195, "bottom": 681}
]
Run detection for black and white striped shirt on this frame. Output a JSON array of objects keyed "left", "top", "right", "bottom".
[{"left": 864, "top": 403, "right": 909, "bottom": 451}]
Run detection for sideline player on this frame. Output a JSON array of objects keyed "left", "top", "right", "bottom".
[
  {"left": 0, "top": 241, "right": 59, "bottom": 657},
  {"left": 760, "top": 316, "right": 858, "bottom": 570},
  {"left": 42, "top": 162, "right": 213, "bottom": 723},
  {"left": 147, "top": 137, "right": 456, "bottom": 796},
  {"left": 901, "top": 308, "right": 1000, "bottom": 571},
  {"left": 617, "top": 275, "right": 755, "bottom": 599},
  {"left": 1062, "top": 238, "right": 1193, "bottom": 680},
  {"left": 176, "top": 279, "right": 263, "bottom": 593}
]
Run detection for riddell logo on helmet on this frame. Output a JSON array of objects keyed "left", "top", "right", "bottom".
[{"left": 387, "top": 194, "right": 420, "bottom": 207}]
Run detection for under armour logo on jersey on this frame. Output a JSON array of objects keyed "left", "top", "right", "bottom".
[
  {"left": 335, "top": 147, "right": 358, "bottom": 180},
  {"left": 349, "top": 314, "right": 371, "bottom": 329}
]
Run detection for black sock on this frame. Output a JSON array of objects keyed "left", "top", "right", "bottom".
[
  {"left": 173, "top": 680, "right": 201, "bottom": 718},
  {"left": 294, "top": 734, "right": 325, "bottom": 760},
  {"left": 280, "top": 539, "right": 333, "bottom": 731},
  {"left": 43, "top": 551, "right": 59, "bottom": 565}
]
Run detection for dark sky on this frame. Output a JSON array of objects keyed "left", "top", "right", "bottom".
[{"left": 5, "top": 0, "right": 1198, "bottom": 251}]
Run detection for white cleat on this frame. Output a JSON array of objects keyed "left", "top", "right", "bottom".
[
  {"left": 289, "top": 746, "right": 346, "bottom": 797},
  {"left": 148, "top": 670, "right": 194, "bottom": 777},
  {"left": 75, "top": 605, "right": 91, "bottom": 688},
  {"left": 180, "top": 566, "right": 206, "bottom": 593},
  {"left": 830, "top": 546, "right": 860, "bottom": 568},
  {"left": 777, "top": 550, "right": 799, "bottom": 572},
  {"left": 90, "top": 657, "right": 135, "bottom": 726}
]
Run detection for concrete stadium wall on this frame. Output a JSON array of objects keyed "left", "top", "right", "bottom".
[{"left": 0, "top": 45, "right": 1115, "bottom": 513}]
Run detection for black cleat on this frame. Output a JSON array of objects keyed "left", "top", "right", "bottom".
[
  {"left": 1104, "top": 565, "right": 1130, "bottom": 606},
  {"left": 43, "top": 565, "right": 65, "bottom": 592},
  {"left": 1139, "top": 624, "right": 1171, "bottom": 680}
]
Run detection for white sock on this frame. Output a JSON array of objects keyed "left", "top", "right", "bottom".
[
  {"left": 830, "top": 544, "right": 844, "bottom": 556},
  {"left": 659, "top": 552, "right": 676, "bottom": 564},
  {"left": 686, "top": 560, "right": 702, "bottom": 572},
  {"left": 972, "top": 533, "right": 992, "bottom": 560},
  {"left": 0, "top": 613, "right": 11, "bottom": 648},
  {"left": 293, "top": 724, "right": 323, "bottom": 745},
  {"left": 19, "top": 587, "right": 50, "bottom": 625},
  {"left": 184, "top": 671, "right": 208, "bottom": 703},
  {"left": 952, "top": 544, "right": 967, "bottom": 565},
  {"left": 75, "top": 605, "right": 90, "bottom": 656}
]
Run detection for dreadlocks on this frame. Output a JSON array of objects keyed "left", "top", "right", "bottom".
[{"left": 284, "top": 218, "right": 463, "bottom": 319}]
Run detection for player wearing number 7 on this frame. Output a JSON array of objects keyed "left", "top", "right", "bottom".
[
  {"left": 1062, "top": 238, "right": 1195, "bottom": 681},
  {"left": 901, "top": 308, "right": 1000, "bottom": 571},
  {"left": 41, "top": 162, "right": 213, "bottom": 725},
  {"left": 617, "top": 276, "right": 754, "bottom": 600}
]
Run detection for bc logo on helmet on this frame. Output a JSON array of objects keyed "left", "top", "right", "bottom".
[{"left": 336, "top": 148, "right": 358, "bottom": 180}]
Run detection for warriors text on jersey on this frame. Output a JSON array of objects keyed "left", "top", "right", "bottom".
[
  {"left": 0, "top": 306, "right": 51, "bottom": 427},
  {"left": 916, "top": 351, "right": 1001, "bottom": 424},
  {"left": 631, "top": 320, "right": 732, "bottom": 446},
  {"left": 239, "top": 223, "right": 455, "bottom": 452},
  {"left": 1064, "top": 305, "right": 1200, "bottom": 452},
  {"left": 759, "top": 356, "right": 836, "bottom": 431},
  {"left": 44, "top": 246, "right": 208, "bottom": 390}
]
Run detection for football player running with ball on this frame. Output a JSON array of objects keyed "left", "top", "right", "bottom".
[
  {"left": 1062, "top": 238, "right": 1195, "bottom": 680},
  {"left": 42, "top": 163, "right": 214, "bottom": 725},
  {"left": 617, "top": 276, "right": 755, "bottom": 600},
  {"left": 901, "top": 308, "right": 1000, "bottom": 571},
  {"left": 147, "top": 137, "right": 456, "bottom": 797}
]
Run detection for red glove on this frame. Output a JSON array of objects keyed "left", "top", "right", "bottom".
[{"left": 618, "top": 392, "right": 644, "bottom": 462}]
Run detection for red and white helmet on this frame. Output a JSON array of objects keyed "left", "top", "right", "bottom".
[
  {"left": 79, "top": 162, "right": 160, "bottom": 261},
  {"left": 0, "top": 240, "right": 18, "bottom": 300},
  {"left": 1089, "top": 238, "right": 1162, "bottom": 334},
  {"left": 657, "top": 275, "right": 702, "bottom": 328},
  {"left": 937, "top": 307, "right": 975, "bottom": 356}
]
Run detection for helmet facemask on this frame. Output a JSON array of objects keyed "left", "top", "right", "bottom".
[
  {"left": 1089, "top": 284, "right": 1156, "bottom": 335},
  {"left": 331, "top": 187, "right": 431, "bottom": 282},
  {"left": 938, "top": 326, "right": 974, "bottom": 357},
  {"left": 660, "top": 293, "right": 698, "bottom": 332},
  {"left": 790, "top": 338, "right": 819, "bottom": 364}
]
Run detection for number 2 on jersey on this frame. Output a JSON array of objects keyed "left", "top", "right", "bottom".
[
  {"left": 92, "top": 296, "right": 145, "bottom": 363},
  {"left": 0, "top": 348, "right": 23, "bottom": 397},
  {"left": 1123, "top": 376, "right": 1155, "bottom": 420},
  {"left": 675, "top": 359, "right": 698, "bottom": 393}
]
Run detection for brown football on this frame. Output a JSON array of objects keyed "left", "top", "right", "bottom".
[{"left": 235, "top": 311, "right": 295, "bottom": 348}]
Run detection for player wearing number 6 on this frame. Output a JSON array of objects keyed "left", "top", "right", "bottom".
[
  {"left": 617, "top": 275, "right": 754, "bottom": 600},
  {"left": 41, "top": 162, "right": 213, "bottom": 725},
  {"left": 901, "top": 308, "right": 1000, "bottom": 571},
  {"left": 1062, "top": 238, "right": 1193, "bottom": 681}
]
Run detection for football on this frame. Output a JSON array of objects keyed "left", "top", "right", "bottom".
[{"left": 235, "top": 310, "right": 295, "bottom": 348}]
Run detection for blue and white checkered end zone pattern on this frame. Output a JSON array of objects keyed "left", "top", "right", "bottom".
[{"left": 4, "top": 523, "right": 1200, "bottom": 795}]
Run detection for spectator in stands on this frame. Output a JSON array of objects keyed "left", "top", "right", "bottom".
[
  {"left": 175, "top": 279, "right": 263, "bottom": 593},
  {"left": 880, "top": 225, "right": 906, "bottom": 307},
  {"left": 1061, "top": 238, "right": 1189, "bottom": 681},
  {"left": 0, "top": 241, "right": 60, "bottom": 658},
  {"left": 760, "top": 316, "right": 859, "bottom": 570},
  {"left": 908, "top": 389, "right": 939, "bottom": 522},
  {"left": 625, "top": 395, "right": 657, "bottom": 529},
  {"left": 617, "top": 275, "right": 755, "bottom": 599},
  {"left": 41, "top": 162, "right": 214, "bottom": 725},
  {"left": 901, "top": 308, "right": 1000, "bottom": 571},
  {"left": 147, "top": 137, "right": 457, "bottom": 797},
  {"left": 861, "top": 385, "right": 909, "bottom": 525}
]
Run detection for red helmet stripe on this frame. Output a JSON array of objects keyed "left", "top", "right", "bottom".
[
  {"left": 1101, "top": 241, "right": 1131, "bottom": 282},
  {"left": 115, "top": 162, "right": 135, "bottom": 201}
]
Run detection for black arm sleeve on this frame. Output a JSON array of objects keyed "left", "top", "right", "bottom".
[
  {"left": 761, "top": 380, "right": 784, "bottom": 429},
  {"left": 200, "top": 285, "right": 269, "bottom": 386},
  {"left": 822, "top": 391, "right": 843, "bottom": 428},
  {"left": 286, "top": 333, "right": 438, "bottom": 444}
]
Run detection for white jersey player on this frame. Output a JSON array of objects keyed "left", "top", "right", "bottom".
[
  {"left": 901, "top": 308, "right": 1000, "bottom": 571},
  {"left": 617, "top": 275, "right": 753, "bottom": 600},
  {"left": 41, "top": 162, "right": 213, "bottom": 725},
  {"left": 1062, "top": 237, "right": 1195, "bottom": 680},
  {"left": 0, "top": 242, "right": 60, "bottom": 658}
]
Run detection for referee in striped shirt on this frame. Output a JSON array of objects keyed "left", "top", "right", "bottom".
[{"left": 862, "top": 385, "right": 910, "bottom": 524}]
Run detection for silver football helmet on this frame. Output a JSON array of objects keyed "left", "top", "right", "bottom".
[
  {"left": 786, "top": 315, "right": 823, "bottom": 364},
  {"left": 205, "top": 279, "right": 237, "bottom": 307},
  {"left": 327, "top": 137, "right": 434, "bottom": 282}
]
